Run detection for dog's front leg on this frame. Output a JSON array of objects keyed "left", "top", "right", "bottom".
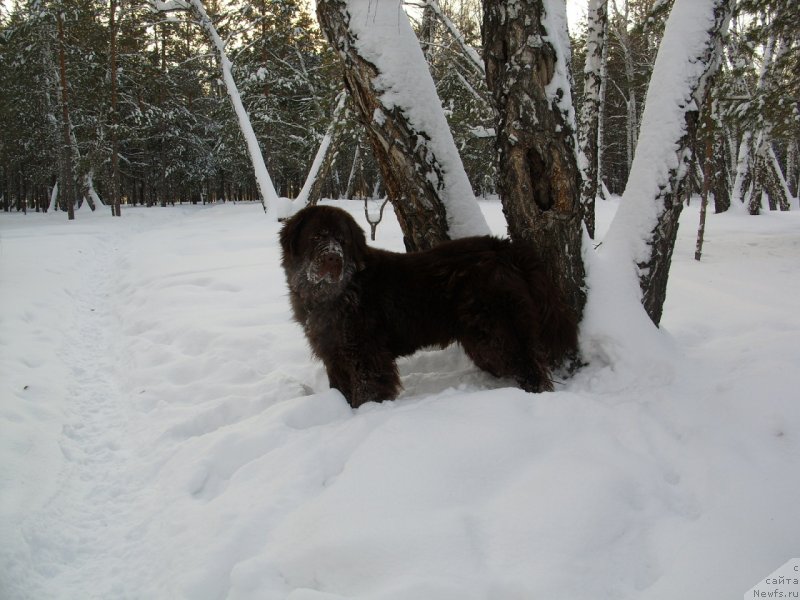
[{"left": 325, "top": 350, "right": 400, "bottom": 409}]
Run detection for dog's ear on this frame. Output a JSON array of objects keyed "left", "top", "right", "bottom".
[{"left": 279, "top": 208, "right": 311, "bottom": 257}]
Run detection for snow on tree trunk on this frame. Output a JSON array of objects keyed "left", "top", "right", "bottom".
[
  {"left": 730, "top": 129, "right": 753, "bottom": 211},
  {"left": 483, "top": 0, "right": 586, "bottom": 322},
  {"left": 745, "top": 135, "right": 791, "bottom": 214},
  {"left": 316, "top": 0, "right": 489, "bottom": 251},
  {"left": 153, "top": 0, "right": 287, "bottom": 219},
  {"left": 764, "top": 144, "right": 792, "bottom": 211},
  {"left": 294, "top": 91, "right": 347, "bottom": 209},
  {"left": 730, "top": 34, "right": 776, "bottom": 212},
  {"left": 602, "top": 0, "right": 733, "bottom": 326},
  {"left": 579, "top": 0, "right": 608, "bottom": 239},
  {"left": 49, "top": 182, "right": 59, "bottom": 213}
]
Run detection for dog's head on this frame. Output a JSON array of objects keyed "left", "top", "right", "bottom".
[{"left": 280, "top": 205, "right": 368, "bottom": 296}]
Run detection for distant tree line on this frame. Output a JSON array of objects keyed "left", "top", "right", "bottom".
[{"left": 0, "top": 0, "right": 797, "bottom": 216}]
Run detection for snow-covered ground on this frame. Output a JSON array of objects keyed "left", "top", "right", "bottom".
[{"left": 1, "top": 197, "right": 798, "bottom": 599}]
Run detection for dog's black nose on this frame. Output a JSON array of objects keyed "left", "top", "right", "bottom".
[{"left": 314, "top": 251, "right": 343, "bottom": 282}]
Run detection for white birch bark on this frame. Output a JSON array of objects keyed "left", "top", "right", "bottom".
[
  {"left": 603, "top": 0, "right": 734, "bottom": 325},
  {"left": 730, "top": 129, "right": 753, "bottom": 212},
  {"left": 317, "top": 0, "right": 490, "bottom": 245},
  {"left": 730, "top": 33, "right": 776, "bottom": 210},
  {"left": 294, "top": 91, "right": 347, "bottom": 210},
  {"left": 579, "top": 0, "right": 609, "bottom": 238},
  {"left": 49, "top": 182, "right": 59, "bottom": 213}
]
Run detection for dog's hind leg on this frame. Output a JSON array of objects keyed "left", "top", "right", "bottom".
[
  {"left": 458, "top": 297, "right": 554, "bottom": 394},
  {"left": 461, "top": 333, "right": 553, "bottom": 393}
]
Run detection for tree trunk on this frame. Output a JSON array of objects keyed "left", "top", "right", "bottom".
[
  {"left": 731, "top": 130, "right": 753, "bottom": 209},
  {"left": 603, "top": 0, "right": 733, "bottom": 326},
  {"left": 712, "top": 127, "right": 730, "bottom": 213},
  {"left": 765, "top": 144, "right": 792, "bottom": 211},
  {"left": 483, "top": 0, "right": 586, "bottom": 322},
  {"left": 56, "top": 12, "right": 75, "bottom": 221},
  {"left": 695, "top": 95, "right": 714, "bottom": 261},
  {"left": 295, "top": 91, "right": 347, "bottom": 207},
  {"left": 345, "top": 140, "right": 364, "bottom": 199},
  {"left": 316, "top": 0, "right": 489, "bottom": 251},
  {"left": 420, "top": 1, "right": 436, "bottom": 62},
  {"left": 579, "top": 0, "right": 608, "bottom": 239},
  {"left": 639, "top": 0, "right": 732, "bottom": 324},
  {"left": 786, "top": 141, "right": 797, "bottom": 199},
  {"left": 109, "top": 0, "right": 121, "bottom": 217}
]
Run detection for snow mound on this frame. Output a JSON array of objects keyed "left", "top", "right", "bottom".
[{"left": 1, "top": 199, "right": 799, "bottom": 599}]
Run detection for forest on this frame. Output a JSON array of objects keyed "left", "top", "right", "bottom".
[{"left": 0, "top": 0, "right": 796, "bottom": 217}]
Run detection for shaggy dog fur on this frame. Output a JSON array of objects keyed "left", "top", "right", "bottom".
[{"left": 280, "top": 205, "right": 577, "bottom": 408}]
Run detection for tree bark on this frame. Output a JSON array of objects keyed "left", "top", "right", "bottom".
[
  {"left": 109, "top": 0, "right": 121, "bottom": 217},
  {"left": 296, "top": 91, "right": 348, "bottom": 207},
  {"left": 579, "top": 0, "right": 608, "bottom": 239},
  {"left": 633, "top": 0, "right": 732, "bottom": 325},
  {"left": 316, "top": 0, "right": 488, "bottom": 251},
  {"left": 765, "top": 144, "right": 792, "bottom": 211},
  {"left": 482, "top": 0, "right": 586, "bottom": 322},
  {"left": 56, "top": 12, "right": 75, "bottom": 221},
  {"left": 712, "top": 127, "right": 730, "bottom": 213},
  {"left": 695, "top": 95, "right": 714, "bottom": 261}
]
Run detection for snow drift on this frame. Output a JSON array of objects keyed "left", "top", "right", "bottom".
[{"left": 1, "top": 199, "right": 799, "bottom": 599}]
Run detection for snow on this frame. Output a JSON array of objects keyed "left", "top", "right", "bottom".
[
  {"left": 342, "top": 0, "right": 490, "bottom": 239},
  {"left": 2, "top": 198, "right": 800, "bottom": 599}
]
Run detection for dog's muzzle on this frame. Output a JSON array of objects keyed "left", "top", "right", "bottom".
[{"left": 307, "top": 240, "right": 344, "bottom": 284}]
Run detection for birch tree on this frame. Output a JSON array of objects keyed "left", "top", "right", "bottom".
[
  {"left": 579, "top": 0, "right": 609, "bottom": 239},
  {"left": 295, "top": 91, "right": 347, "bottom": 207},
  {"left": 603, "top": 0, "right": 734, "bottom": 326},
  {"left": 483, "top": 0, "right": 586, "bottom": 322},
  {"left": 316, "top": 0, "right": 489, "bottom": 251}
]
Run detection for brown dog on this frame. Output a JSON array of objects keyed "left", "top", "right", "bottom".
[{"left": 280, "top": 205, "right": 577, "bottom": 408}]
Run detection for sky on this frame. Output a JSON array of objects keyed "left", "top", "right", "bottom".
[{"left": 567, "top": 0, "right": 589, "bottom": 32}]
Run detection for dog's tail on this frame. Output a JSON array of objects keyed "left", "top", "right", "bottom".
[{"left": 509, "top": 241, "right": 579, "bottom": 366}]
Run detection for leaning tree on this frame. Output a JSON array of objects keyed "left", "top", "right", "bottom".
[
  {"left": 603, "top": 0, "right": 734, "bottom": 325},
  {"left": 316, "top": 0, "right": 490, "bottom": 251}
]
